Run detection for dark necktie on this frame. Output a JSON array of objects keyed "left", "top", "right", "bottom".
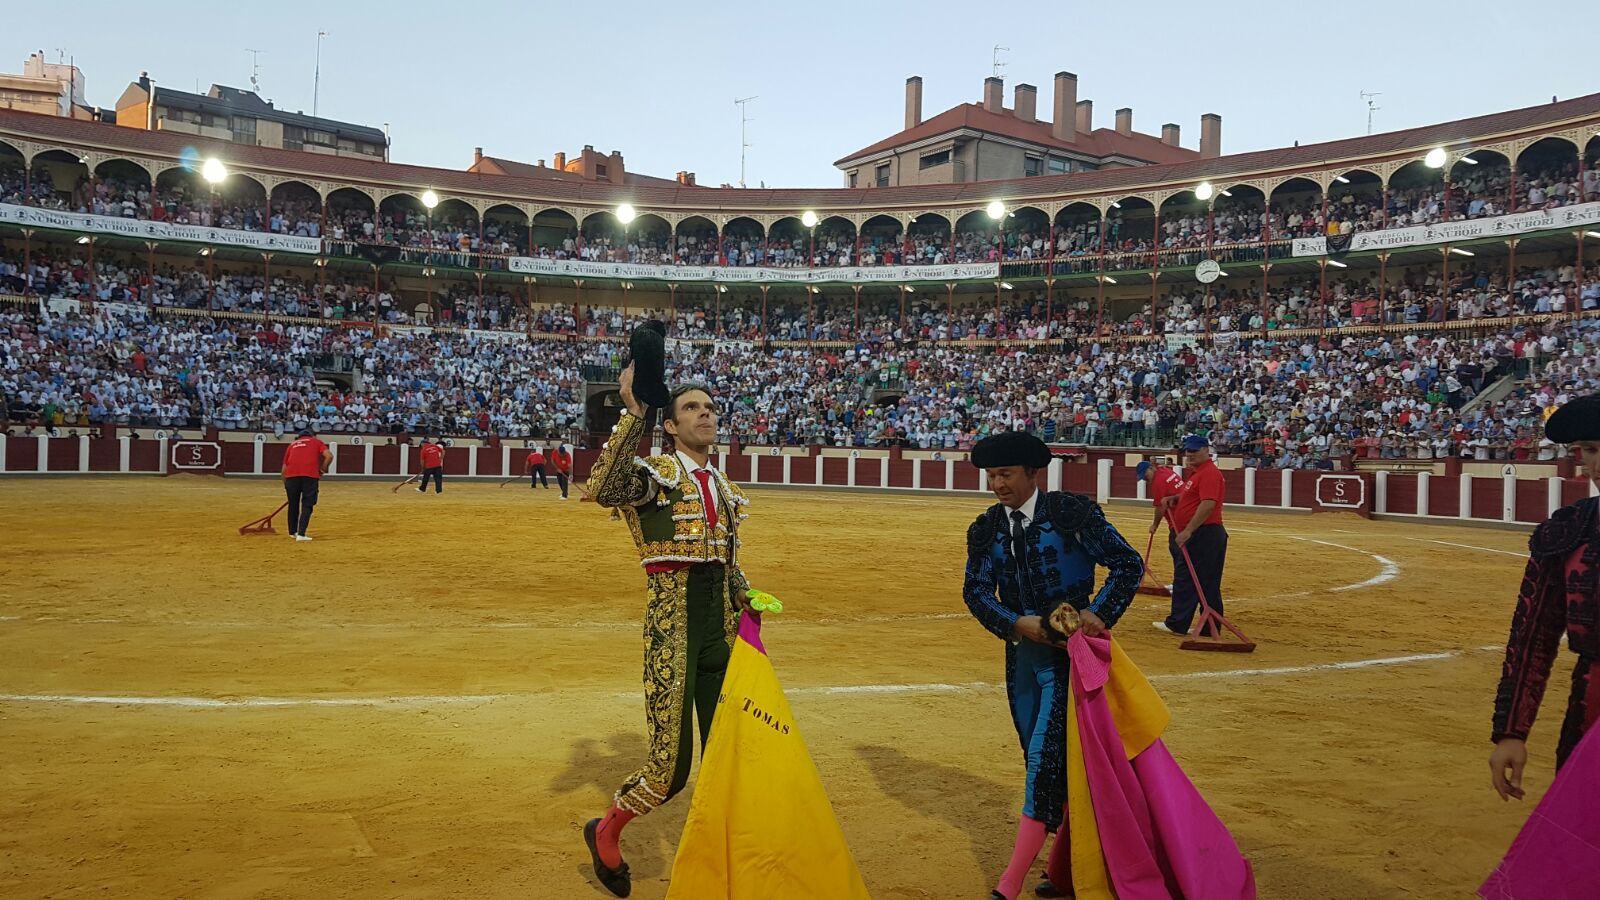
[{"left": 1010, "top": 510, "right": 1033, "bottom": 598}]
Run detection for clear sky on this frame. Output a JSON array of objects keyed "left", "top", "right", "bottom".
[{"left": 4, "top": 1, "right": 1584, "bottom": 188}]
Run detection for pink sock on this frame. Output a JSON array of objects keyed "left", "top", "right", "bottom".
[
  {"left": 996, "top": 815, "right": 1048, "bottom": 899},
  {"left": 1045, "top": 826, "right": 1071, "bottom": 890},
  {"left": 594, "top": 804, "right": 636, "bottom": 868}
]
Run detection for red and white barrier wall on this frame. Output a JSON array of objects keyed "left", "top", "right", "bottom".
[{"left": 2, "top": 433, "right": 1593, "bottom": 530}]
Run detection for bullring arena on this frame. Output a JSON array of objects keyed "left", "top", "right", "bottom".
[
  {"left": 3, "top": 23, "right": 1600, "bottom": 900},
  {"left": 0, "top": 473, "right": 1568, "bottom": 898}
]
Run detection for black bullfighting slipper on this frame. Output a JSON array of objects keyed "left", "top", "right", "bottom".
[
  {"left": 583, "top": 818, "right": 631, "bottom": 897},
  {"left": 1034, "top": 878, "right": 1072, "bottom": 897}
]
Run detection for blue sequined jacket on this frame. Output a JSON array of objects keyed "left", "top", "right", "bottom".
[{"left": 963, "top": 491, "right": 1144, "bottom": 639}]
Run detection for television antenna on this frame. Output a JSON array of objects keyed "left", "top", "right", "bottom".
[
  {"left": 992, "top": 45, "right": 1010, "bottom": 78},
  {"left": 245, "top": 48, "right": 265, "bottom": 93},
  {"left": 735, "top": 95, "right": 758, "bottom": 188},
  {"left": 1360, "top": 90, "right": 1382, "bottom": 135}
]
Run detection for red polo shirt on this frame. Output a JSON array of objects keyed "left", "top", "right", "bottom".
[
  {"left": 1150, "top": 465, "right": 1184, "bottom": 507},
  {"left": 526, "top": 451, "right": 545, "bottom": 467},
  {"left": 420, "top": 443, "right": 444, "bottom": 468},
  {"left": 282, "top": 437, "right": 328, "bottom": 479},
  {"left": 1174, "top": 459, "right": 1225, "bottom": 529},
  {"left": 552, "top": 449, "right": 572, "bottom": 474}
]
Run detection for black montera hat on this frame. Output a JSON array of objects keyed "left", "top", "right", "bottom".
[
  {"left": 1545, "top": 394, "right": 1600, "bottom": 444},
  {"left": 971, "top": 431, "right": 1053, "bottom": 469},
  {"left": 628, "top": 320, "right": 671, "bottom": 410}
]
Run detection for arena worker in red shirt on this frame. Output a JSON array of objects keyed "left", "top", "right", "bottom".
[
  {"left": 1154, "top": 434, "right": 1228, "bottom": 637},
  {"left": 525, "top": 446, "right": 549, "bottom": 490},
  {"left": 551, "top": 444, "right": 573, "bottom": 500},
  {"left": 279, "top": 428, "right": 332, "bottom": 541},
  {"left": 417, "top": 436, "right": 446, "bottom": 494},
  {"left": 1137, "top": 458, "right": 1186, "bottom": 537}
]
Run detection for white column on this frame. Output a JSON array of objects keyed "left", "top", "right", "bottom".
[
  {"left": 782, "top": 454, "right": 793, "bottom": 485},
  {"left": 1416, "top": 472, "right": 1431, "bottom": 517},
  {"left": 364, "top": 443, "right": 375, "bottom": 476},
  {"left": 78, "top": 435, "right": 89, "bottom": 472},
  {"left": 945, "top": 459, "right": 954, "bottom": 490},
  {"left": 847, "top": 455, "right": 857, "bottom": 487},
  {"left": 1502, "top": 474, "right": 1517, "bottom": 522},
  {"left": 717, "top": 450, "right": 728, "bottom": 472},
  {"left": 1095, "top": 458, "right": 1112, "bottom": 505},
  {"left": 0, "top": 433, "right": 7, "bottom": 471},
  {"left": 814, "top": 453, "right": 824, "bottom": 484},
  {"left": 1135, "top": 475, "right": 1148, "bottom": 500},
  {"left": 156, "top": 437, "right": 168, "bottom": 475},
  {"left": 880, "top": 456, "right": 889, "bottom": 488},
  {"left": 1459, "top": 473, "right": 1473, "bottom": 520},
  {"left": 1374, "top": 471, "right": 1388, "bottom": 514},
  {"left": 36, "top": 435, "right": 48, "bottom": 472},
  {"left": 399, "top": 446, "right": 410, "bottom": 477},
  {"left": 912, "top": 458, "right": 922, "bottom": 490},
  {"left": 1243, "top": 467, "right": 1257, "bottom": 507},
  {"left": 327, "top": 442, "right": 339, "bottom": 476},
  {"left": 1280, "top": 468, "right": 1293, "bottom": 508},
  {"left": 1549, "top": 476, "right": 1564, "bottom": 516},
  {"left": 119, "top": 436, "right": 130, "bottom": 473},
  {"left": 469, "top": 445, "right": 481, "bottom": 477},
  {"left": 1047, "top": 460, "right": 1062, "bottom": 493},
  {"left": 501, "top": 444, "right": 511, "bottom": 478},
  {"left": 253, "top": 439, "right": 264, "bottom": 475}
]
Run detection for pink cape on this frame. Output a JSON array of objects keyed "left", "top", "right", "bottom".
[
  {"left": 1479, "top": 725, "right": 1600, "bottom": 899},
  {"left": 1067, "top": 632, "right": 1257, "bottom": 899}
]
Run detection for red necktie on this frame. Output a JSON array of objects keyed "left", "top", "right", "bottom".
[{"left": 694, "top": 469, "right": 718, "bottom": 530}]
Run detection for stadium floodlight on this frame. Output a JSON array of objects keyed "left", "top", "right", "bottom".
[
  {"left": 76, "top": 235, "right": 91, "bottom": 245},
  {"left": 801, "top": 210, "right": 818, "bottom": 228},
  {"left": 1219, "top": 189, "right": 1233, "bottom": 197},
  {"left": 999, "top": 282, "right": 1014, "bottom": 290},
  {"left": 903, "top": 285, "right": 914, "bottom": 293},
  {"left": 1449, "top": 247, "right": 1474, "bottom": 256},
  {"left": 1424, "top": 147, "right": 1448, "bottom": 169},
  {"left": 201, "top": 157, "right": 228, "bottom": 184},
  {"left": 1327, "top": 259, "right": 1348, "bottom": 268},
  {"left": 1194, "top": 182, "right": 1214, "bottom": 202},
  {"left": 717, "top": 285, "right": 729, "bottom": 293},
  {"left": 1459, "top": 156, "right": 1479, "bottom": 165},
  {"left": 421, "top": 190, "right": 440, "bottom": 209},
  {"left": 1587, "top": 231, "right": 1600, "bottom": 239},
  {"left": 1334, "top": 175, "right": 1351, "bottom": 184},
  {"left": 986, "top": 200, "right": 1006, "bottom": 220},
  {"left": 809, "top": 286, "right": 821, "bottom": 294},
  {"left": 1100, "top": 275, "right": 1117, "bottom": 284},
  {"left": 1110, "top": 200, "right": 1122, "bottom": 209},
  {"left": 616, "top": 203, "right": 637, "bottom": 225}
]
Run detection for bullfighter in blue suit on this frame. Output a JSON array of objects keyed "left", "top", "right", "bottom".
[{"left": 962, "top": 431, "right": 1144, "bottom": 900}]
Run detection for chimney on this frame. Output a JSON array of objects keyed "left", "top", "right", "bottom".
[
  {"left": 1052, "top": 71, "right": 1077, "bottom": 141},
  {"left": 983, "top": 76, "right": 1003, "bottom": 114},
  {"left": 1013, "top": 84, "right": 1037, "bottom": 122},
  {"left": 676, "top": 171, "right": 696, "bottom": 186},
  {"left": 1076, "top": 99, "right": 1093, "bottom": 134},
  {"left": 1200, "top": 113, "right": 1222, "bottom": 159},
  {"left": 473, "top": 147, "right": 483, "bottom": 164},
  {"left": 1161, "top": 124, "right": 1180, "bottom": 146},
  {"left": 905, "top": 76, "right": 923, "bottom": 130},
  {"left": 553, "top": 151, "right": 566, "bottom": 170},
  {"left": 1115, "top": 107, "right": 1133, "bottom": 136},
  {"left": 536, "top": 159, "right": 546, "bottom": 168}
]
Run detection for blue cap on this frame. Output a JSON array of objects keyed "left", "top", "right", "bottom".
[
  {"left": 1135, "top": 460, "right": 1153, "bottom": 480},
  {"left": 1181, "top": 434, "right": 1211, "bottom": 451}
]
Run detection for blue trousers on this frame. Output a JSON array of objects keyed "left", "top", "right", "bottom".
[{"left": 1010, "top": 640, "right": 1069, "bottom": 828}]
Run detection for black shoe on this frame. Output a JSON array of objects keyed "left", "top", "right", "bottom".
[
  {"left": 583, "top": 818, "right": 631, "bottom": 897},
  {"left": 1034, "top": 878, "right": 1072, "bottom": 897}
]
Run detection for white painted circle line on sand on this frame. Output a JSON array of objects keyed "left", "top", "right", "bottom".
[{"left": 1287, "top": 536, "right": 1401, "bottom": 592}]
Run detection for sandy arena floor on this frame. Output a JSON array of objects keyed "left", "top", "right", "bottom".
[{"left": 0, "top": 476, "right": 1559, "bottom": 899}]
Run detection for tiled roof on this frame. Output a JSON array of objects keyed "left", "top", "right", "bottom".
[
  {"left": 1, "top": 91, "right": 1597, "bottom": 215},
  {"left": 833, "top": 102, "right": 1200, "bottom": 167}
]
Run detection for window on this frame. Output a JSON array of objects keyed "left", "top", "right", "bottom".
[
  {"left": 1024, "top": 156, "right": 1042, "bottom": 177},
  {"left": 231, "top": 116, "right": 257, "bottom": 145},
  {"left": 919, "top": 150, "right": 950, "bottom": 170},
  {"left": 875, "top": 163, "right": 890, "bottom": 187},
  {"left": 595, "top": 164, "right": 608, "bottom": 179},
  {"left": 1048, "top": 158, "right": 1069, "bottom": 175},
  {"left": 848, "top": 171, "right": 858, "bottom": 188},
  {"left": 283, "top": 125, "right": 305, "bottom": 151}
]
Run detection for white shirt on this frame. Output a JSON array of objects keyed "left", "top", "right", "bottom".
[
  {"left": 1008, "top": 489, "right": 1041, "bottom": 530},
  {"left": 675, "top": 451, "right": 721, "bottom": 520}
]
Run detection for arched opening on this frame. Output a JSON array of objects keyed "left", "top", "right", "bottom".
[
  {"left": 91, "top": 158, "right": 152, "bottom": 218},
  {"left": 1516, "top": 137, "right": 1582, "bottom": 211},
  {"left": 952, "top": 209, "right": 1002, "bottom": 264},
  {"left": 482, "top": 204, "right": 528, "bottom": 260},
  {"left": 269, "top": 180, "right": 322, "bottom": 236},
  {"left": 1005, "top": 206, "right": 1050, "bottom": 262},
  {"left": 765, "top": 216, "right": 805, "bottom": 267},
  {"left": 1385, "top": 161, "right": 1443, "bottom": 229},
  {"left": 672, "top": 215, "right": 717, "bottom": 266},
  {"left": 1157, "top": 190, "right": 1209, "bottom": 267},
  {"left": 579, "top": 210, "right": 624, "bottom": 262},
  {"left": 530, "top": 208, "right": 578, "bottom": 258},
  {"left": 326, "top": 188, "right": 377, "bottom": 251},
  {"left": 213, "top": 173, "right": 267, "bottom": 231},
  {"left": 808, "top": 216, "right": 854, "bottom": 267},
  {"left": 1101, "top": 196, "right": 1155, "bottom": 272},
  {"left": 626, "top": 213, "right": 671, "bottom": 264},
  {"left": 0, "top": 140, "right": 30, "bottom": 204},
  {"left": 722, "top": 215, "right": 764, "bottom": 266},
  {"left": 155, "top": 165, "right": 215, "bottom": 225},
  {"left": 23, "top": 149, "right": 88, "bottom": 211},
  {"left": 1051, "top": 202, "right": 1102, "bottom": 274},
  {"left": 907, "top": 213, "right": 951, "bottom": 265},
  {"left": 859, "top": 214, "right": 903, "bottom": 266},
  {"left": 1586, "top": 133, "right": 1600, "bottom": 202},
  {"left": 1212, "top": 184, "right": 1266, "bottom": 250},
  {"left": 1440, "top": 149, "right": 1507, "bottom": 221},
  {"left": 1269, "top": 176, "right": 1323, "bottom": 240}
]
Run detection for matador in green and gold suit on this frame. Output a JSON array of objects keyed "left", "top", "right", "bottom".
[{"left": 586, "top": 408, "right": 751, "bottom": 816}]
